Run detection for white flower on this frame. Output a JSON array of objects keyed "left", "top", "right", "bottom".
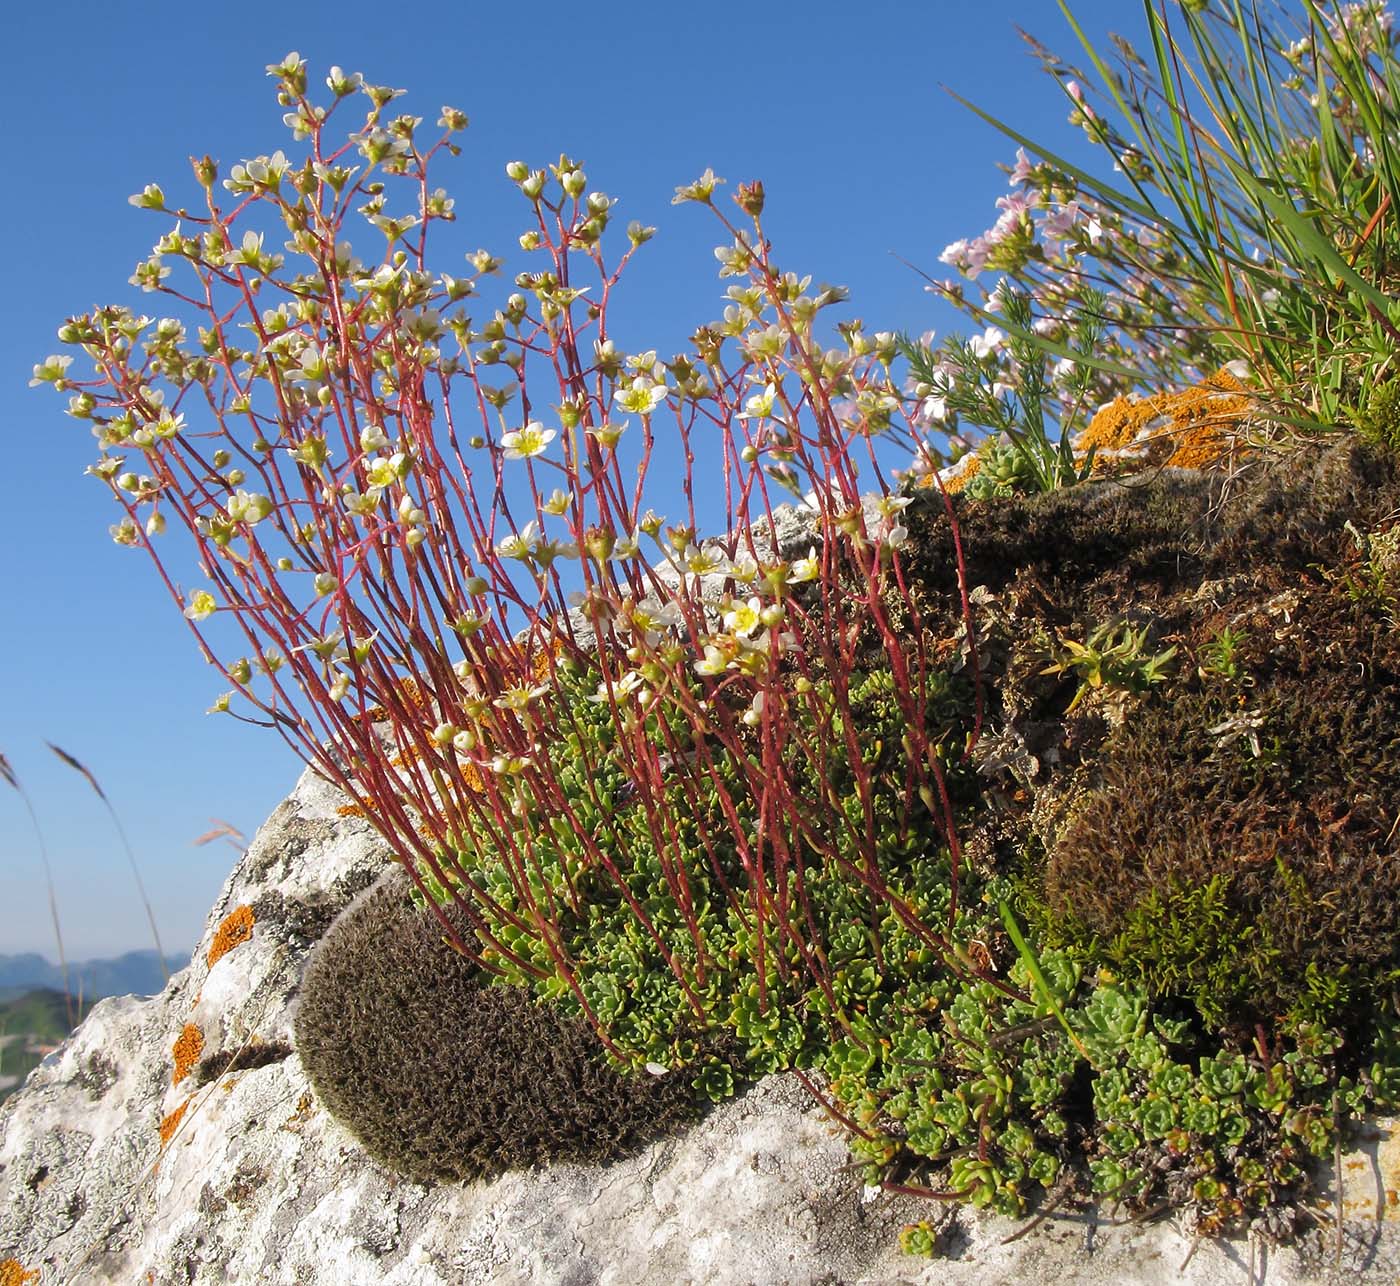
[
  {"left": 226, "top": 490, "right": 274, "bottom": 525},
  {"left": 939, "top": 238, "right": 970, "bottom": 266},
  {"left": 611, "top": 531, "right": 641, "bottom": 561},
  {"left": 184, "top": 590, "right": 217, "bottom": 621},
  {"left": 366, "top": 453, "right": 410, "bottom": 488},
  {"left": 586, "top": 421, "right": 627, "bottom": 449},
  {"left": 969, "top": 326, "right": 1005, "bottom": 360},
  {"left": 359, "top": 424, "right": 390, "bottom": 452},
  {"left": 494, "top": 683, "right": 549, "bottom": 713},
  {"left": 730, "top": 554, "right": 760, "bottom": 584},
  {"left": 495, "top": 521, "right": 538, "bottom": 561},
  {"left": 738, "top": 382, "right": 778, "bottom": 420},
  {"left": 613, "top": 375, "right": 669, "bottom": 415},
  {"left": 693, "top": 644, "right": 731, "bottom": 676},
  {"left": 788, "top": 546, "right": 820, "bottom": 584},
  {"left": 723, "top": 596, "right": 763, "bottom": 638},
  {"left": 344, "top": 488, "right": 382, "bottom": 516},
  {"left": 919, "top": 393, "right": 949, "bottom": 424},
  {"left": 533, "top": 535, "right": 578, "bottom": 568},
  {"left": 680, "top": 544, "right": 729, "bottom": 577},
  {"left": 501, "top": 422, "right": 557, "bottom": 460},
  {"left": 292, "top": 630, "right": 345, "bottom": 662},
  {"left": 30, "top": 354, "right": 73, "bottom": 386},
  {"left": 623, "top": 603, "right": 676, "bottom": 646}
]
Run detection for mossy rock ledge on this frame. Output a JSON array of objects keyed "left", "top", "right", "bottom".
[
  {"left": 906, "top": 440, "right": 1400, "bottom": 1039},
  {"left": 1, "top": 445, "right": 1400, "bottom": 1282}
]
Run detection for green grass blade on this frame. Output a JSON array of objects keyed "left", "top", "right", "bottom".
[{"left": 998, "top": 900, "right": 1091, "bottom": 1063}]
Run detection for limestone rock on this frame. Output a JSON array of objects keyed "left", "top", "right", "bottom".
[{"left": 1, "top": 740, "right": 1398, "bottom": 1284}]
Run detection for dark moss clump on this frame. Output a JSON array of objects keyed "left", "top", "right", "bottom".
[
  {"left": 293, "top": 870, "right": 700, "bottom": 1184},
  {"left": 904, "top": 468, "right": 1218, "bottom": 599},
  {"left": 1210, "top": 438, "right": 1400, "bottom": 580},
  {"left": 1041, "top": 588, "right": 1400, "bottom": 1030},
  {"left": 191, "top": 1038, "right": 292, "bottom": 1088}
]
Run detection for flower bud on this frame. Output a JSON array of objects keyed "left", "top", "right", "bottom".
[{"left": 734, "top": 180, "right": 765, "bottom": 217}]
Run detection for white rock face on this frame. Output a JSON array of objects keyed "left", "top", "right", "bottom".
[{"left": 2, "top": 764, "right": 1398, "bottom": 1285}]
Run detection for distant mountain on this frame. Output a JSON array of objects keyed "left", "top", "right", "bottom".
[{"left": 0, "top": 949, "right": 188, "bottom": 1000}]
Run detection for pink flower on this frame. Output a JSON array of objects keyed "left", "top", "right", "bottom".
[
  {"left": 1066, "top": 79, "right": 1097, "bottom": 121},
  {"left": 1042, "top": 202, "right": 1081, "bottom": 242},
  {"left": 964, "top": 237, "right": 991, "bottom": 275},
  {"left": 939, "top": 238, "right": 970, "bottom": 267}
]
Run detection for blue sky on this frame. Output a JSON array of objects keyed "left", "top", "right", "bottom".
[{"left": 2, "top": 0, "right": 1145, "bottom": 960}]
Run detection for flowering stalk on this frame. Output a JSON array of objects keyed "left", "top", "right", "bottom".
[{"left": 43, "top": 56, "right": 993, "bottom": 1059}]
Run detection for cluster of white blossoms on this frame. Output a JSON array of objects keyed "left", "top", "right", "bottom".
[
  {"left": 474, "top": 353, "right": 922, "bottom": 733},
  {"left": 48, "top": 77, "right": 931, "bottom": 812}
]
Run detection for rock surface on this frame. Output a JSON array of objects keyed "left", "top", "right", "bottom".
[{"left": 2, "top": 769, "right": 1399, "bottom": 1284}]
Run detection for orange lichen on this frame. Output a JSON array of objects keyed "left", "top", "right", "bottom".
[
  {"left": 0, "top": 1260, "right": 39, "bottom": 1286},
  {"left": 336, "top": 802, "right": 367, "bottom": 818},
  {"left": 1075, "top": 367, "right": 1253, "bottom": 474},
  {"left": 365, "top": 675, "right": 430, "bottom": 721},
  {"left": 526, "top": 635, "right": 567, "bottom": 685},
  {"left": 158, "top": 1097, "right": 190, "bottom": 1147},
  {"left": 206, "top": 904, "right": 255, "bottom": 968},
  {"left": 460, "top": 759, "right": 488, "bottom": 794},
  {"left": 916, "top": 369, "right": 1252, "bottom": 497},
  {"left": 281, "top": 1090, "right": 316, "bottom": 1133},
  {"left": 171, "top": 1022, "right": 205, "bottom": 1086},
  {"left": 919, "top": 449, "right": 983, "bottom": 495}
]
